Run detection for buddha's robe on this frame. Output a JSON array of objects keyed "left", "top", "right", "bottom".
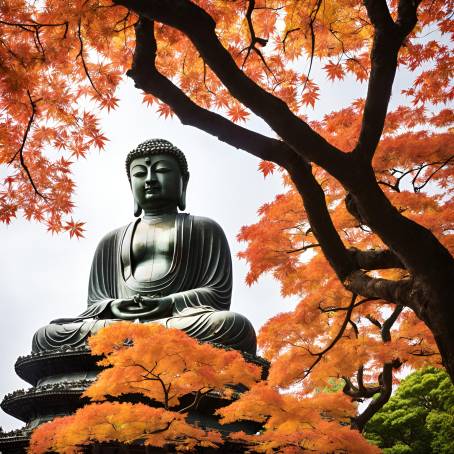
[{"left": 32, "top": 214, "right": 257, "bottom": 354}]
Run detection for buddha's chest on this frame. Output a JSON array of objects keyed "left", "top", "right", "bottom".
[{"left": 131, "top": 221, "right": 176, "bottom": 281}]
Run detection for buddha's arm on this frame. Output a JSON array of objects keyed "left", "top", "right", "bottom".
[
  {"left": 170, "top": 287, "right": 228, "bottom": 312},
  {"left": 165, "top": 217, "right": 233, "bottom": 314},
  {"left": 86, "top": 228, "right": 124, "bottom": 313}
]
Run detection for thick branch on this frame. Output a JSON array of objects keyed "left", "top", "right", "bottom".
[
  {"left": 344, "top": 270, "right": 415, "bottom": 310},
  {"left": 128, "top": 18, "right": 363, "bottom": 288},
  {"left": 126, "top": 12, "right": 453, "bottom": 321},
  {"left": 354, "top": 0, "right": 420, "bottom": 161},
  {"left": 286, "top": 157, "right": 356, "bottom": 281},
  {"left": 342, "top": 366, "right": 381, "bottom": 400},
  {"left": 128, "top": 18, "right": 293, "bottom": 166},
  {"left": 382, "top": 304, "right": 404, "bottom": 342},
  {"left": 346, "top": 169, "right": 454, "bottom": 303},
  {"left": 130, "top": 20, "right": 414, "bottom": 303},
  {"left": 363, "top": 1, "right": 394, "bottom": 30},
  {"left": 345, "top": 306, "right": 403, "bottom": 431},
  {"left": 348, "top": 247, "right": 404, "bottom": 270},
  {"left": 396, "top": 0, "right": 423, "bottom": 35},
  {"left": 351, "top": 362, "right": 394, "bottom": 432},
  {"left": 113, "top": 0, "right": 350, "bottom": 180}
]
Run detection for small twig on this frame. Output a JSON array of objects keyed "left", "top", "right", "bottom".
[
  {"left": 178, "top": 388, "right": 214, "bottom": 413},
  {"left": 301, "top": 294, "right": 357, "bottom": 379},
  {"left": 8, "top": 91, "right": 47, "bottom": 199},
  {"left": 301, "top": 0, "right": 322, "bottom": 94},
  {"left": 413, "top": 155, "right": 454, "bottom": 192},
  {"left": 240, "top": 0, "right": 273, "bottom": 78},
  {"left": 273, "top": 243, "right": 320, "bottom": 254},
  {"left": 281, "top": 27, "right": 300, "bottom": 53},
  {"left": 318, "top": 297, "right": 377, "bottom": 313},
  {"left": 366, "top": 314, "right": 382, "bottom": 329},
  {"left": 76, "top": 18, "right": 103, "bottom": 98},
  {"left": 202, "top": 63, "right": 216, "bottom": 95}
]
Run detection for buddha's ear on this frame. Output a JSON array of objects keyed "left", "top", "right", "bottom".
[
  {"left": 178, "top": 173, "right": 189, "bottom": 212},
  {"left": 134, "top": 200, "right": 142, "bottom": 217}
]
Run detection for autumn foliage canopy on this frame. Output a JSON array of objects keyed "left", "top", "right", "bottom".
[
  {"left": 29, "top": 323, "right": 380, "bottom": 453},
  {"left": 1, "top": 0, "right": 453, "bottom": 452}
]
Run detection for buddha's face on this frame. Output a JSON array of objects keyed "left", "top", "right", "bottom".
[{"left": 130, "top": 153, "right": 184, "bottom": 212}]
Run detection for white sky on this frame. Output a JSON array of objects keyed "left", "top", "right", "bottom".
[
  {"left": 0, "top": 78, "right": 295, "bottom": 430},
  {"left": 0, "top": 54, "right": 421, "bottom": 430}
]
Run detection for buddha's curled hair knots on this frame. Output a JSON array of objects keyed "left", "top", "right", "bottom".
[{"left": 125, "top": 139, "right": 189, "bottom": 180}]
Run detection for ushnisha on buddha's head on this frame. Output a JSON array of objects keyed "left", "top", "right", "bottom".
[{"left": 126, "top": 139, "right": 190, "bottom": 217}]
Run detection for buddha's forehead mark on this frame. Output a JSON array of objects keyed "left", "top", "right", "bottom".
[{"left": 131, "top": 154, "right": 178, "bottom": 168}]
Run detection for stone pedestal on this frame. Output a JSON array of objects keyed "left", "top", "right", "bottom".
[{"left": 0, "top": 346, "right": 268, "bottom": 453}]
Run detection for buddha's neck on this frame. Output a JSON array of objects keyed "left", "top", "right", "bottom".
[{"left": 142, "top": 206, "right": 178, "bottom": 220}]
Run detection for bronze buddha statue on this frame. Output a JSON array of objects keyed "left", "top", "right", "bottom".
[{"left": 32, "top": 139, "right": 257, "bottom": 354}]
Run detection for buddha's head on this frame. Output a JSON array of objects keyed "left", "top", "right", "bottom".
[{"left": 126, "top": 139, "right": 190, "bottom": 217}]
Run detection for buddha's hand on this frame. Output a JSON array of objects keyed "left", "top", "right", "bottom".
[
  {"left": 138, "top": 295, "right": 173, "bottom": 320},
  {"left": 110, "top": 295, "right": 172, "bottom": 320}
]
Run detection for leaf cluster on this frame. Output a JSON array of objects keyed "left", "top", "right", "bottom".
[
  {"left": 29, "top": 322, "right": 262, "bottom": 453},
  {"left": 364, "top": 367, "right": 454, "bottom": 454}
]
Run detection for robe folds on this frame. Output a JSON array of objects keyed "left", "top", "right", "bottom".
[{"left": 32, "top": 214, "right": 257, "bottom": 354}]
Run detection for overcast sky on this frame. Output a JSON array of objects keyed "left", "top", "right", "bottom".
[
  {"left": 0, "top": 78, "right": 297, "bottom": 430},
  {"left": 0, "top": 57, "right": 416, "bottom": 430}
]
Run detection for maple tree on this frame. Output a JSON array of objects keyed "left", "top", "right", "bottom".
[
  {"left": 29, "top": 323, "right": 380, "bottom": 453},
  {"left": 1, "top": 0, "right": 453, "bottom": 446},
  {"left": 29, "top": 322, "right": 259, "bottom": 453},
  {"left": 218, "top": 381, "right": 381, "bottom": 453}
]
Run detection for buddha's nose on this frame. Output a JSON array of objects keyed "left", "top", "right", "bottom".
[{"left": 145, "top": 168, "right": 158, "bottom": 184}]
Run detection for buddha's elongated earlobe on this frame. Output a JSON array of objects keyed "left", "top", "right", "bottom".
[
  {"left": 134, "top": 200, "right": 142, "bottom": 217},
  {"left": 178, "top": 174, "right": 189, "bottom": 212}
]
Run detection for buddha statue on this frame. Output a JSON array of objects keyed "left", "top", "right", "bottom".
[{"left": 32, "top": 139, "right": 257, "bottom": 355}]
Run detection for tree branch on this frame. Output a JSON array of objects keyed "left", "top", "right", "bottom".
[
  {"left": 113, "top": 0, "right": 350, "bottom": 180},
  {"left": 413, "top": 155, "right": 454, "bottom": 192},
  {"left": 286, "top": 158, "right": 356, "bottom": 281},
  {"left": 343, "top": 270, "right": 415, "bottom": 310},
  {"left": 8, "top": 91, "right": 47, "bottom": 199},
  {"left": 350, "top": 305, "right": 403, "bottom": 431},
  {"left": 123, "top": 8, "right": 453, "bottom": 320},
  {"left": 318, "top": 297, "right": 377, "bottom": 313},
  {"left": 127, "top": 17, "right": 294, "bottom": 167},
  {"left": 348, "top": 247, "right": 404, "bottom": 270},
  {"left": 353, "top": 0, "right": 420, "bottom": 161},
  {"left": 363, "top": 1, "right": 394, "bottom": 31},
  {"left": 240, "top": 0, "right": 270, "bottom": 70},
  {"left": 301, "top": 0, "right": 322, "bottom": 94},
  {"left": 342, "top": 366, "right": 381, "bottom": 400},
  {"left": 76, "top": 18, "right": 103, "bottom": 98},
  {"left": 301, "top": 294, "right": 357, "bottom": 379},
  {"left": 128, "top": 17, "right": 363, "bottom": 287},
  {"left": 396, "top": 0, "right": 423, "bottom": 35}
]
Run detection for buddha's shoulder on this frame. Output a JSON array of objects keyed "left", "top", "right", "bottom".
[
  {"left": 95, "top": 223, "right": 132, "bottom": 246},
  {"left": 184, "top": 214, "right": 226, "bottom": 235}
]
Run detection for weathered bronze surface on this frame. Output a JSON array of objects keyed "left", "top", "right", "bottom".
[{"left": 32, "top": 139, "right": 257, "bottom": 354}]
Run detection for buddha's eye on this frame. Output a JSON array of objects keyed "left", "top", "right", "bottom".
[
  {"left": 154, "top": 162, "right": 172, "bottom": 173},
  {"left": 132, "top": 166, "right": 147, "bottom": 177},
  {"left": 155, "top": 167, "right": 171, "bottom": 173}
]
